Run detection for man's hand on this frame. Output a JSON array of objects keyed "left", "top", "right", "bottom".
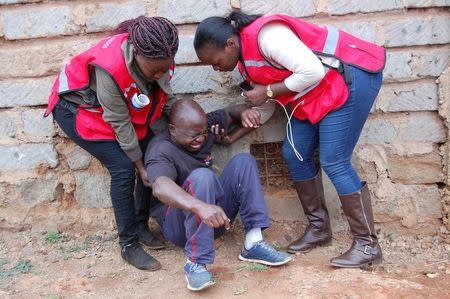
[
  {"left": 195, "top": 202, "right": 231, "bottom": 229},
  {"left": 241, "top": 108, "right": 261, "bottom": 128},
  {"left": 210, "top": 124, "right": 232, "bottom": 145}
]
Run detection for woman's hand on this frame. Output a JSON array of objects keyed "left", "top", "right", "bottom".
[
  {"left": 241, "top": 108, "right": 261, "bottom": 128},
  {"left": 135, "top": 159, "right": 152, "bottom": 187},
  {"left": 242, "top": 83, "right": 268, "bottom": 106},
  {"left": 138, "top": 167, "right": 152, "bottom": 187}
]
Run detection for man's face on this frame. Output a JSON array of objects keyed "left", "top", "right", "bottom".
[{"left": 169, "top": 116, "right": 208, "bottom": 152}]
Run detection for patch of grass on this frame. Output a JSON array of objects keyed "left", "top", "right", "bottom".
[
  {"left": 59, "top": 244, "right": 87, "bottom": 255},
  {"left": 45, "top": 231, "right": 66, "bottom": 244},
  {"left": 237, "top": 263, "right": 268, "bottom": 272},
  {"left": 248, "top": 263, "right": 268, "bottom": 272},
  {"left": 385, "top": 232, "right": 398, "bottom": 242},
  {"left": 48, "top": 233, "right": 116, "bottom": 261},
  {"left": 0, "top": 259, "right": 32, "bottom": 277},
  {"left": 66, "top": 245, "right": 84, "bottom": 253},
  {"left": 272, "top": 242, "right": 284, "bottom": 251},
  {"left": 84, "top": 234, "right": 116, "bottom": 245},
  {"left": 13, "top": 259, "right": 32, "bottom": 274},
  {"left": 0, "top": 258, "right": 9, "bottom": 268}
]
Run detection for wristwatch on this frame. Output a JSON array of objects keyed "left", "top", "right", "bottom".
[{"left": 266, "top": 85, "right": 274, "bottom": 98}]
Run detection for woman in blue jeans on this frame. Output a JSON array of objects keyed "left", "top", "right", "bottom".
[{"left": 194, "top": 11, "right": 385, "bottom": 267}]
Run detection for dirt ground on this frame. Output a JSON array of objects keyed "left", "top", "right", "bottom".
[{"left": 1, "top": 220, "right": 449, "bottom": 299}]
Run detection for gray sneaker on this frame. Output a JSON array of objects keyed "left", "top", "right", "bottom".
[
  {"left": 184, "top": 261, "right": 215, "bottom": 291},
  {"left": 239, "top": 240, "right": 292, "bottom": 266}
]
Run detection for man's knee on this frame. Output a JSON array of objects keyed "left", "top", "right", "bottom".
[
  {"left": 229, "top": 153, "right": 256, "bottom": 166},
  {"left": 186, "top": 168, "right": 216, "bottom": 185}
]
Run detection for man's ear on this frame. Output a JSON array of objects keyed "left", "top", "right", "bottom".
[{"left": 168, "top": 124, "right": 176, "bottom": 136}]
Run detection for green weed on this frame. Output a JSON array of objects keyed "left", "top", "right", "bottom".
[
  {"left": 0, "top": 258, "right": 9, "bottom": 268},
  {"left": 272, "top": 242, "right": 284, "bottom": 251},
  {"left": 0, "top": 259, "right": 31, "bottom": 277},
  {"left": 13, "top": 259, "right": 31, "bottom": 274},
  {"left": 236, "top": 263, "right": 268, "bottom": 273},
  {"left": 45, "top": 231, "right": 66, "bottom": 244},
  {"left": 84, "top": 234, "right": 115, "bottom": 245}
]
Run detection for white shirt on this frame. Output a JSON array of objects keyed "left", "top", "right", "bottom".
[{"left": 257, "top": 23, "right": 339, "bottom": 93}]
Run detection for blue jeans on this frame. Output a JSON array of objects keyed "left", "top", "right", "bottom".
[{"left": 282, "top": 66, "right": 383, "bottom": 195}]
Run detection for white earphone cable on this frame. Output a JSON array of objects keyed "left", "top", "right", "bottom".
[{"left": 266, "top": 98, "right": 304, "bottom": 161}]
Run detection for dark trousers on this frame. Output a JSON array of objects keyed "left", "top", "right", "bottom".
[
  {"left": 150, "top": 153, "right": 271, "bottom": 264},
  {"left": 53, "top": 103, "right": 154, "bottom": 246}
]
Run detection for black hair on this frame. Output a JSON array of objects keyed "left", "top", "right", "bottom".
[
  {"left": 194, "top": 11, "right": 261, "bottom": 51},
  {"left": 111, "top": 15, "right": 178, "bottom": 59}
]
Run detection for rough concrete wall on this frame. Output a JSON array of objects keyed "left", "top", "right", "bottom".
[{"left": 0, "top": 0, "right": 448, "bottom": 238}]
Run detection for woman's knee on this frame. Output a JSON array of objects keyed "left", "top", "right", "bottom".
[
  {"left": 320, "top": 158, "right": 351, "bottom": 181},
  {"left": 282, "top": 140, "right": 298, "bottom": 164},
  {"left": 109, "top": 159, "right": 135, "bottom": 181},
  {"left": 282, "top": 141, "right": 317, "bottom": 180}
]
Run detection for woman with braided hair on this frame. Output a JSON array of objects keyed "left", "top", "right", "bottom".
[{"left": 45, "top": 16, "right": 179, "bottom": 271}]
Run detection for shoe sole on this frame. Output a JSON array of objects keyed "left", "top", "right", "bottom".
[
  {"left": 135, "top": 261, "right": 162, "bottom": 271},
  {"left": 131, "top": 263, "right": 162, "bottom": 271},
  {"left": 185, "top": 275, "right": 215, "bottom": 291},
  {"left": 139, "top": 241, "right": 166, "bottom": 250},
  {"left": 287, "top": 239, "right": 332, "bottom": 254},
  {"left": 238, "top": 254, "right": 292, "bottom": 266},
  {"left": 330, "top": 258, "right": 382, "bottom": 268}
]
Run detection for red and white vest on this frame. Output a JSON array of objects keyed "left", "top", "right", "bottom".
[
  {"left": 238, "top": 14, "right": 385, "bottom": 124},
  {"left": 45, "top": 33, "right": 173, "bottom": 141}
]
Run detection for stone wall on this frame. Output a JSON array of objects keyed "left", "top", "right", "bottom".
[{"left": 0, "top": 0, "right": 448, "bottom": 239}]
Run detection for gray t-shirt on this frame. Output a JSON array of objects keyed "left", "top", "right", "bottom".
[{"left": 145, "top": 109, "right": 227, "bottom": 186}]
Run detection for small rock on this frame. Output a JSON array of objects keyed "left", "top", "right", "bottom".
[
  {"left": 74, "top": 252, "right": 86, "bottom": 259},
  {"left": 425, "top": 272, "right": 439, "bottom": 278}
]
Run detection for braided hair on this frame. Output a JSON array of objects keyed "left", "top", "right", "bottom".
[{"left": 111, "top": 16, "right": 178, "bottom": 59}]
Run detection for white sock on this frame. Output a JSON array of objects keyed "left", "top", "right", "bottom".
[{"left": 244, "top": 227, "right": 263, "bottom": 250}]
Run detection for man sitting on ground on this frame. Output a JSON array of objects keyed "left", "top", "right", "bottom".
[{"left": 145, "top": 99, "right": 291, "bottom": 291}]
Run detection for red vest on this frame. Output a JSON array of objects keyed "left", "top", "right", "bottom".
[
  {"left": 45, "top": 33, "right": 173, "bottom": 141},
  {"left": 238, "top": 14, "right": 385, "bottom": 124}
]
